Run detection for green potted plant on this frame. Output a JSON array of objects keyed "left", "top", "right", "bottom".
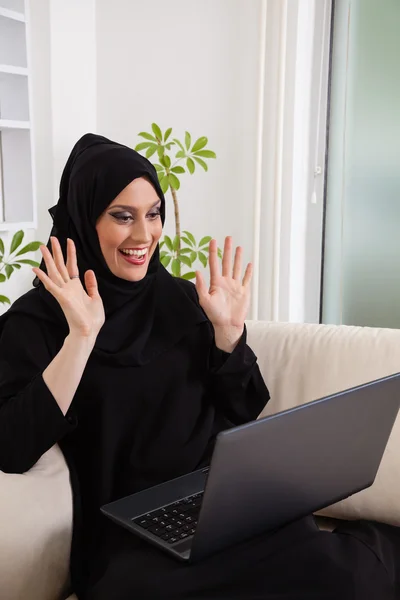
[
  {"left": 135, "top": 123, "right": 221, "bottom": 279},
  {"left": 0, "top": 230, "right": 42, "bottom": 305}
]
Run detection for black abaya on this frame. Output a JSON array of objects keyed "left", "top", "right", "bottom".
[{"left": 0, "top": 282, "right": 399, "bottom": 599}]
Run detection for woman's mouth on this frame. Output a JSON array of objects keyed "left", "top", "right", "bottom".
[{"left": 118, "top": 248, "right": 148, "bottom": 266}]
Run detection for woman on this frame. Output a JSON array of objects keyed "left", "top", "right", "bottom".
[{"left": 0, "top": 134, "right": 399, "bottom": 600}]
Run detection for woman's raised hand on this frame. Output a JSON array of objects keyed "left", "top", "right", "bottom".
[
  {"left": 33, "top": 237, "right": 105, "bottom": 341},
  {"left": 195, "top": 236, "right": 252, "bottom": 353}
]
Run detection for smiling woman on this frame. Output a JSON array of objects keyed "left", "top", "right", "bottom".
[
  {"left": 96, "top": 178, "right": 163, "bottom": 281},
  {"left": 0, "top": 133, "right": 399, "bottom": 600}
]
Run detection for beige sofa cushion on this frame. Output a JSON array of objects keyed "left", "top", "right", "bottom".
[
  {"left": 246, "top": 320, "right": 400, "bottom": 526},
  {"left": 0, "top": 444, "right": 73, "bottom": 600}
]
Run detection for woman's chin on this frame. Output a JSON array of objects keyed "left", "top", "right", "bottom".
[{"left": 117, "top": 267, "right": 148, "bottom": 282}]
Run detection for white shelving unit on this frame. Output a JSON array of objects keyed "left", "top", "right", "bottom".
[{"left": 0, "top": 0, "right": 36, "bottom": 231}]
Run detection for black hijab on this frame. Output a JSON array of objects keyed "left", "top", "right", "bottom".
[{"left": 2, "top": 133, "right": 207, "bottom": 366}]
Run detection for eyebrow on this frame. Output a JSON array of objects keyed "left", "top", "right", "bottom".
[{"left": 109, "top": 200, "right": 161, "bottom": 212}]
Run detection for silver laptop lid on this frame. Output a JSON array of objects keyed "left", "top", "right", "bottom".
[{"left": 191, "top": 373, "right": 400, "bottom": 560}]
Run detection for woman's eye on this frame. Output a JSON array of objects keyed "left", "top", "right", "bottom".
[
  {"left": 148, "top": 211, "right": 161, "bottom": 220},
  {"left": 110, "top": 213, "right": 133, "bottom": 223}
]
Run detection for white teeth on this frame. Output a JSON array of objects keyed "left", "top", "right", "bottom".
[{"left": 120, "top": 248, "right": 147, "bottom": 258}]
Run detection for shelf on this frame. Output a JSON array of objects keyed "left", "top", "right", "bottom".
[
  {"left": 0, "top": 220, "right": 36, "bottom": 232},
  {"left": 0, "top": 119, "right": 30, "bottom": 129},
  {"left": 0, "top": 64, "right": 28, "bottom": 76},
  {"left": 0, "top": 7, "right": 25, "bottom": 22},
  {"left": 0, "top": 1, "right": 35, "bottom": 230}
]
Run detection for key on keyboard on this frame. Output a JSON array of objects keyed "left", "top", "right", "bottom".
[{"left": 132, "top": 492, "right": 203, "bottom": 544}]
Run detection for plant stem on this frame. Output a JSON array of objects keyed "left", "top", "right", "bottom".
[
  {"left": 170, "top": 187, "right": 181, "bottom": 241},
  {"left": 168, "top": 178, "right": 181, "bottom": 277}
]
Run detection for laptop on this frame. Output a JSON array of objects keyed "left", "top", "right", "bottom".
[{"left": 101, "top": 372, "right": 400, "bottom": 563}]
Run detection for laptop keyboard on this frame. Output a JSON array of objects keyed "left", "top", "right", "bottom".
[{"left": 132, "top": 492, "right": 204, "bottom": 545}]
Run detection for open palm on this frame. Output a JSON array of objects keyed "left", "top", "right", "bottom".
[
  {"left": 33, "top": 237, "right": 105, "bottom": 339},
  {"left": 195, "top": 237, "right": 252, "bottom": 329}
]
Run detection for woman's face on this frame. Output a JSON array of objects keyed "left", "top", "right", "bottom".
[{"left": 96, "top": 177, "right": 163, "bottom": 281}]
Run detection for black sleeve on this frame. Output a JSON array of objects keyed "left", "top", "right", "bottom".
[
  {"left": 208, "top": 325, "right": 270, "bottom": 425},
  {"left": 0, "top": 315, "right": 76, "bottom": 474}
]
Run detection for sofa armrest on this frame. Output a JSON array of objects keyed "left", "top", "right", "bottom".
[{"left": 0, "top": 445, "right": 73, "bottom": 600}]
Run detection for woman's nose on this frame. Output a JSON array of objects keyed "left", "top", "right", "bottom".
[{"left": 130, "top": 218, "right": 152, "bottom": 245}]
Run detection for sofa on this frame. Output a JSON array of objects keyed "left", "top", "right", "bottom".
[{"left": 1, "top": 320, "right": 400, "bottom": 600}]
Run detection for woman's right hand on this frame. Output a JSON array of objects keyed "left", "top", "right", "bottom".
[{"left": 33, "top": 237, "right": 105, "bottom": 341}]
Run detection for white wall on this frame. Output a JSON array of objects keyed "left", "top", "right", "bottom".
[
  {"left": 96, "top": 0, "right": 261, "bottom": 269},
  {"left": 49, "top": 0, "right": 97, "bottom": 193}
]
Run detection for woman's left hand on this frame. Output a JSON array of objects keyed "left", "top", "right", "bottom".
[{"left": 195, "top": 237, "right": 252, "bottom": 353}]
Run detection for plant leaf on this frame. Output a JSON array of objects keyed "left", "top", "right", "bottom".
[
  {"left": 10, "top": 230, "right": 24, "bottom": 254},
  {"left": 198, "top": 251, "right": 208, "bottom": 268},
  {"left": 193, "top": 156, "right": 208, "bottom": 171},
  {"left": 191, "top": 136, "right": 208, "bottom": 153},
  {"left": 154, "top": 164, "right": 164, "bottom": 172},
  {"left": 135, "top": 142, "right": 152, "bottom": 151},
  {"left": 151, "top": 123, "right": 163, "bottom": 141},
  {"left": 0, "top": 274, "right": 6, "bottom": 283},
  {"left": 15, "top": 259, "right": 40, "bottom": 267},
  {"left": 183, "top": 231, "right": 196, "bottom": 246},
  {"left": 159, "top": 240, "right": 165, "bottom": 249},
  {"left": 160, "top": 255, "right": 171, "bottom": 268},
  {"left": 138, "top": 132, "right": 157, "bottom": 141},
  {"left": 176, "top": 150, "right": 185, "bottom": 159},
  {"left": 146, "top": 145, "right": 157, "bottom": 158},
  {"left": 178, "top": 254, "right": 192, "bottom": 268},
  {"left": 181, "top": 236, "right": 193, "bottom": 247},
  {"left": 159, "top": 176, "right": 169, "bottom": 194},
  {"left": 171, "top": 166, "right": 185, "bottom": 174},
  {"left": 173, "top": 138, "right": 185, "bottom": 152},
  {"left": 5, "top": 265, "right": 14, "bottom": 279},
  {"left": 190, "top": 251, "right": 197, "bottom": 262},
  {"left": 164, "top": 127, "right": 172, "bottom": 142},
  {"left": 11, "top": 263, "right": 21, "bottom": 269},
  {"left": 168, "top": 173, "right": 180, "bottom": 190},
  {"left": 16, "top": 241, "right": 42, "bottom": 256},
  {"left": 164, "top": 155, "right": 171, "bottom": 169},
  {"left": 185, "top": 131, "right": 191, "bottom": 150},
  {"left": 171, "top": 258, "right": 180, "bottom": 277},
  {"left": 218, "top": 248, "right": 223, "bottom": 259},
  {"left": 164, "top": 235, "right": 173, "bottom": 252},
  {"left": 181, "top": 271, "right": 196, "bottom": 280},
  {"left": 199, "top": 236, "right": 212, "bottom": 247},
  {"left": 160, "top": 251, "right": 168, "bottom": 259},
  {"left": 173, "top": 235, "right": 180, "bottom": 251},
  {"left": 0, "top": 239, "right": 4, "bottom": 255},
  {"left": 166, "top": 143, "right": 174, "bottom": 150},
  {"left": 186, "top": 157, "right": 195, "bottom": 174},
  {"left": 179, "top": 247, "right": 192, "bottom": 254},
  {"left": 192, "top": 149, "right": 216, "bottom": 159},
  {"left": 157, "top": 146, "right": 165, "bottom": 158}
]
